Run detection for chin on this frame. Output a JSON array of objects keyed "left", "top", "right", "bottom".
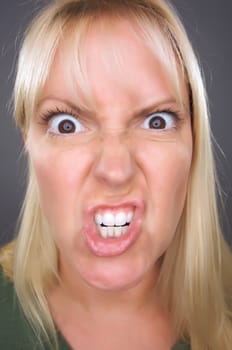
[{"left": 75, "top": 256, "right": 155, "bottom": 291}]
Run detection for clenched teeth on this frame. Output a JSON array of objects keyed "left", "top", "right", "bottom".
[
  {"left": 94, "top": 210, "right": 134, "bottom": 239},
  {"left": 95, "top": 211, "right": 133, "bottom": 226},
  {"left": 98, "top": 225, "right": 128, "bottom": 239}
]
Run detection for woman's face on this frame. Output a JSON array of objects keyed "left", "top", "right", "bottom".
[{"left": 27, "top": 19, "right": 192, "bottom": 291}]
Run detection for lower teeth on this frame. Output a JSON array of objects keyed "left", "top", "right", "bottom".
[{"left": 98, "top": 225, "right": 128, "bottom": 239}]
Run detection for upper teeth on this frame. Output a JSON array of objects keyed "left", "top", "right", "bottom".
[{"left": 95, "top": 211, "right": 133, "bottom": 227}]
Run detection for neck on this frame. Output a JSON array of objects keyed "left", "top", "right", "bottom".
[
  {"left": 51, "top": 260, "right": 162, "bottom": 317},
  {"left": 48, "top": 261, "right": 176, "bottom": 349}
]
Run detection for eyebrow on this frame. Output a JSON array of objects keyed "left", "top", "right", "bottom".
[
  {"left": 133, "top": 98, "right": 189, "bottom": 118},
  {"left": 36, "top": 96, "right": 95, "bottom": 117},
  {"left": 37, "top": 96, "right": 189, "bottom": 119}
]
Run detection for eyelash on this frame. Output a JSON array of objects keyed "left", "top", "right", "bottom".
[
  {"left": 39, "top": 106, "right": 182, "bottom": 137},
  {"left": 150, "top": 108, "right": 180, "bottom": 119},
  {"left": 40, "top": 107, "right": 78, "bottom": 123},
  {"left": 142, "top": 108, "right": 182, "bottom": 129}
]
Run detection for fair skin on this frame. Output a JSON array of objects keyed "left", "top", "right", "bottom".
[{"left": 26, "top": 18, "right": 192, "bottom": 350}]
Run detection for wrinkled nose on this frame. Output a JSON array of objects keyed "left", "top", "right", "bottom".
[{"left": 93, "top": 130, "right": 136, "bottom": 189}]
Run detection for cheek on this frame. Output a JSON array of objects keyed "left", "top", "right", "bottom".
[
  {"left": 28, "top": 144, "right": 91, "bottom": 226},
  {"left": 140, "top": 142, "right": 192, "bottom": 259},
  {"left": 156, "top": 146, "right": 191, "bottom": 199},
  {"left": 139, "top": 140, "right": 192, "bottom": 231}
]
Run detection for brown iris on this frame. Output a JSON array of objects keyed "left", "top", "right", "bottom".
[
  {"left": 149, "top": 116, "right": 166, "bottom": 129},
  {"left": 58, "top": 120, "right": 76, "bottom": 133}
]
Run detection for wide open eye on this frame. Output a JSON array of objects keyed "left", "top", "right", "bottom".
[
  {"left": 141, "top": 111, "right": 177, "bottom": 131},
  {"left": 48, "top": 114, "right": 85, "bottom": 135}
]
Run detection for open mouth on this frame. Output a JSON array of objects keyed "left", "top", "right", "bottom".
[
  {"left": 94, "top": 210, "right": 134, "bottom": 239},
  {"left": 83, "top": 201, "right": 144, "bottom": 257}
]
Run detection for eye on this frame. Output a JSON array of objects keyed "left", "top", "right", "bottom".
[
  {"left": 48, "top": 114, "right": 85, "bottom": 135},
  {"left": 141, "top": 111, "right": 177, "bottom": 131}
]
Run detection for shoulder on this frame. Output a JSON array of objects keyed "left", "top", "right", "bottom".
[
  {"left": 0, "top": 265, "right": 38, "bottom": 349},
  {"left": 172, "top": 339, "right": 191, "bottom": 350},
  {"left": 0, "top": 240, "right": 15, "bottom": 279},
  {"left": 0, "top": 265, "right": 66, "bottom": 350},
  {"left": 0, "top": 263, "right": 18, "bottom": 325}
]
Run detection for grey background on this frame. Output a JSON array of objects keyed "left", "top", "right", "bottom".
[{"left": 0, "top": 0, "right": 231, "bottom": 246}]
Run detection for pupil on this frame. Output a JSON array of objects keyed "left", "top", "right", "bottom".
[
  {"left": 149, "top": 116, "right": 166, "bottom": 129},
  {"left": 59, "top": 120, "right": 75, "bottom": 133}
]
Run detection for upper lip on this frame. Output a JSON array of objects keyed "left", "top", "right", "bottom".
[{"left": 85, "top": 199, "right": 145, "bottom": 216}]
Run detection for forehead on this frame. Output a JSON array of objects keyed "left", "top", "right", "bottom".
[{"left": 40, "top": 15, "right": 188, "bottom": 113}]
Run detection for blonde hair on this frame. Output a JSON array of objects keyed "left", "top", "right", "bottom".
[{"left": 1, "top": 0, "right": 231, "bottom": 349}]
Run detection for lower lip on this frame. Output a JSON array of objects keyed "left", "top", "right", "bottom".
[{"left": 82, "top": 202, "right": 144, "bottom": 257}]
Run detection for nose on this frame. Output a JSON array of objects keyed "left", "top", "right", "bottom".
[{"left": 93, "top": 130, "right": 136, "bottom": 189}]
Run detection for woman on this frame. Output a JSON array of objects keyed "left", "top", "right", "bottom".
[{"left": 0, "top": 0, "right": 231, "bottom": 349}]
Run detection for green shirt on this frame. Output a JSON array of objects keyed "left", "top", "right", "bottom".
[{"left": 0, "top": 267, "right": 190, "bottom": 349}]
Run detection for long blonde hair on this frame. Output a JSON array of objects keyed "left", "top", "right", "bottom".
[{"left": 1, "top": 0, "right": 231, "bottom": 349}]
